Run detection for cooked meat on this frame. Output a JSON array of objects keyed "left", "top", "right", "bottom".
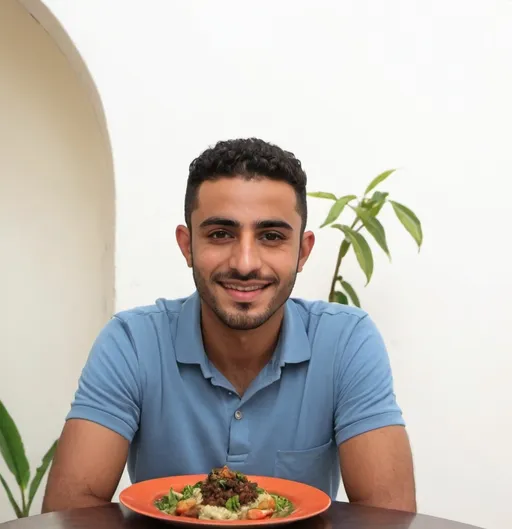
[{"left": 200, "top": 466, "right": 259, "bottom": 507}]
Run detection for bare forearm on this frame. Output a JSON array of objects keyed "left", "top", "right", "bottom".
[
  {"left": 351, "top": 495, "right": 417, "bottom": 513},
  {"left": 42, "top": 491, "right": 111, "bottom": 513}
]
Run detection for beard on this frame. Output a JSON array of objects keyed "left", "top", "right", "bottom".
[{"left": 191, "top": 260, "right": 298, "bottom": 331}]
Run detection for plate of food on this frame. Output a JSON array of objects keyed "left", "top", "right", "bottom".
[{"left": 119, "top": 465, "right": 331, "bottom": 526}]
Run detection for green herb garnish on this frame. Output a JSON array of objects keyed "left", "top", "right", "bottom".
[
  {"left": 154, "top": 488, "right": 180, "bottom": 514},
  {"left": 271, "top": 494, "right": 294, "bottom": 517},
  {"left": 181, "top": 485, "right": 195, "bottom": 499},
  {"left": 225, "top": 495, "right": 241, "bottom": 512}
]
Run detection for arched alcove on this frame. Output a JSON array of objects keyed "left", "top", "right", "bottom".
[{"left": 0, "top": 0, "right": 115, "bottom": 520}]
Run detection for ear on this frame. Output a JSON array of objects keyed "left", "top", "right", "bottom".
[
  {"left": 297, "top": 230, "right": 315, "bottom": 273},
  {"left": 176, "top": 224, "right": 192, "bottom": 268}
]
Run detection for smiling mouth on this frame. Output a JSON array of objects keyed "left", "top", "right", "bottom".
[
  {"left": 218, "top": 282, "right": 272, "bottom": 302},
  {"left": 221, "top": 283, "right": 270, "bottom": 292}
]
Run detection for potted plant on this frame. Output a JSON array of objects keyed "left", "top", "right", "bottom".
[
  {"left": 0, "top": 400, "right": 57, "bottom": 518},
  {"left": 308, "top": 168, "right": 423, "bottom": 306}
]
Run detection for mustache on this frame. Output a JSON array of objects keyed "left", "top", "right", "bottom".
[{"left": 212, "top": 271, "right": 278, "bottom": 283}]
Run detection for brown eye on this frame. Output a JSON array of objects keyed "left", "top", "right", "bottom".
[
  {"left": 262, "top": 232, "right": 284, "bottom": 241},
  {"left": 210, "top": 230, "right": 232, "bottom": 239}
]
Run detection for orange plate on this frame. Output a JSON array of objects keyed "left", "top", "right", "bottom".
[{"left": 119, "top": 474, "right": 331, "bottom": 526}]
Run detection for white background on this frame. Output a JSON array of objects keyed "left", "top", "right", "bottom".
[{"left": 2, "top": 1, "right": 511, "bottom": 528}]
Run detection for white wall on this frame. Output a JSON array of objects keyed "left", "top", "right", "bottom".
[
  {"left": 0, "top": 0, "right": 115, "bottom": 522},
  {"left": 12, "top": 1, "right": 512, "bottom": 528}
]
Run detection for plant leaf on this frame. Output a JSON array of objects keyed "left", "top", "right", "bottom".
[
  {"left": 389, "top": 200, "right": 423, "bottom": 250},
  {"left": 364, "top": 169, "right": 396, "bottom": 196},
  {"left": 340, "top": 280, "right": 361, "bottom": 307},
  {"left": 0, "top": 401, "right": 30, "bottom": 489},
  {"left": 365, "top": 217, "right": 391, "bottom": 259},
  {"left": 307, "top": 191, "right": 337, "bottom": 200},
  {"left": 371, "top": 191, "right": 389, "bottom": 203},
  {"left": 368, "top": 191, "right": 389, "bottom": 216},
  {"left": 353, "top": 207, "right": 391, "bottom": 259},
  {"left": 27, "top": 440, "right": 58, "bottom": 512},
  {"left": 360, "top": 192, "right": 389, "bottom": 218},
  {"left": 0, "top": 473, "right": 23, "bottom": 518},
  {"left": 320, "top": 195, "right": 357, "bottom": 227},
  {"left": 331, "top": 225, "right": 374, "bottom": 285},
  {"left": 331, "top": 291, "right": 348, "bottom": 305}
]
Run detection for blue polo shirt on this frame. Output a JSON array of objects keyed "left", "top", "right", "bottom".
[{"left": 67, "top": 291, "right": 405, "bottom": 499}]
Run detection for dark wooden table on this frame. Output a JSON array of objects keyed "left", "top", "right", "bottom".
[{"left": 0, "top": 502, "right": 484, "bottom": 529}]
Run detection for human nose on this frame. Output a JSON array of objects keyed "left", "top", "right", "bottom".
[{"left": 228, "top": 233, "right": 262, "bottom": 276}]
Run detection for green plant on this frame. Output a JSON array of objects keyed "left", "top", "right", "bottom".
[
  {"left": 308, "top": 169, "right": 423, "bottom": 307},
  {"left": 0, "top": 400, "right": 57, "bottom": 518}
]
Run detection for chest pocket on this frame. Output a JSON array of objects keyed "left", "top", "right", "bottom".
[{"left": 274, "top": 438, "right": 338, "bottom": 497}]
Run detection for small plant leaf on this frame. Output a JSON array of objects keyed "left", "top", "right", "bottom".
[
  {"left": 368, "top": 191, "right": 389, "bottom": 216},
  {"left": 320, "top": 195, "right": 357, "bottom": 227},
  {"left": 27, "top": 440, "right": 58, "bottom": 512},
  {"left": 307, "top": 191, "right": 337, "bottom": 200},
  {"left": 353, "top": 207, "right": 391, "bottom": 259},
  {"left": 331, "top": 225, "right": 374, "bottom": 285},
  {"left": 340, "top": 280, "right": 361, "bottom": 307},
  {"left": 364, "top": 169, "right": 396, "bottom": 196},
  {"left": 332, "top": 291, "right": 348, "bottom": 305},
  {"left": 365, "top": 217, "right": 391, "bottom": 258},
  {"left": 0, "top": 473, "right": 23, "bottom": 518},
  {"left": 389, "top": 200, "right": 423, "bottom": 250},
  {"left": 360, "top": 192, "right": 388, "bottom": 218},
  {"left": 372, "top": 191, "right": 389, "bottom": 203},
  {"left": 0, "top": 401, "right": 30, "bottom": 489}
]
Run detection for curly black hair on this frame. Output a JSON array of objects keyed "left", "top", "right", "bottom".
[{"left": 185, "top": 138, "right": 308, "bottom": 230}]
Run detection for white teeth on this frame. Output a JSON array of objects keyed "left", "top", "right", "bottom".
[{"left": 223, "top": 284, "right": 264, "bottom": 292}]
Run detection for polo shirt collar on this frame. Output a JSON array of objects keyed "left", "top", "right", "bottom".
[
  {"left": 273, "top": 299, "right": 311, "bottom": 365},
  {"left": 174, "top": 291, "right": 311, "bottom": 370},
  {"left": 175, "top": 291, "right": 212, "bottom": 377}
]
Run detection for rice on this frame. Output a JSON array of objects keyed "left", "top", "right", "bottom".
[
  {"left": 192, "top": 488, "right": 203, "bottom": 503},
  {"left": 199, "top": 505, "right": 239, "bottom": 520},
  {"left": 198, "top": 492, "right": 273, "bottom": 520},
  {"left": 249, "top": 492, "right": 272, "bottom": 508}
]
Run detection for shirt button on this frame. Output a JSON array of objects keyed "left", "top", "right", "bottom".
[{"left": 234, "top": 410, "right": 243, "bottom": 420}]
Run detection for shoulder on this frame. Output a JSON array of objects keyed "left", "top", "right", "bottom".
[
  {"left": 290, "top": 296, "right": 367, "bottom": 319},
  {"left": 289, "top": 297, "right": 385, "bottom": 360},
  {"left": 112, "top": 295, "right": 190, "bottom": 325},
  {"left": 94, "top": 295, "right": 193, "bottom": 349},
  {"left": 290, "top": 297, "right": 371, "bottom": 335}
]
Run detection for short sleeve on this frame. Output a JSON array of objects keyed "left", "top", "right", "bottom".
[
  {"left": 66, "top": 316, "right": 141, "bottom": 442},
  {"left": 334, "top": 314, "right": 405, "bottom": 446}
]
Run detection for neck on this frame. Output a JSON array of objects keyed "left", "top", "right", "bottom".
[{"left": 200, "top": 304, "right": 284, "bottom": 394}]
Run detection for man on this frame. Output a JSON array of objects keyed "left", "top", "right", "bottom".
[{"left": 42, "top": 138, "right": 416, "bottom": 513}]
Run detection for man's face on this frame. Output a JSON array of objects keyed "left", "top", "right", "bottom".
[{"left": 176, "top": 177, "right": 315, "bottom": 330}]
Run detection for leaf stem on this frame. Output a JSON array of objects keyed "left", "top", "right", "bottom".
[
  {"left": 21, "top": 486, "right": 27, "bottom": 517},
  {"left": 329, "top": 240, "right": 348, "bottom": 301},
  {"left": 329, "top": 218, "right": 362, "bottom": 301}
]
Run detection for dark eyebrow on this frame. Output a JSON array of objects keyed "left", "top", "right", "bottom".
[
  {"left": 198, "top": 217, "right": 293, "bottom": 231},
  {"left": 254, "top": 219, "right": 293, "bottom": 231},
  {"left": 199, "top": 217, "right": 240, "bottom": 229}
]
